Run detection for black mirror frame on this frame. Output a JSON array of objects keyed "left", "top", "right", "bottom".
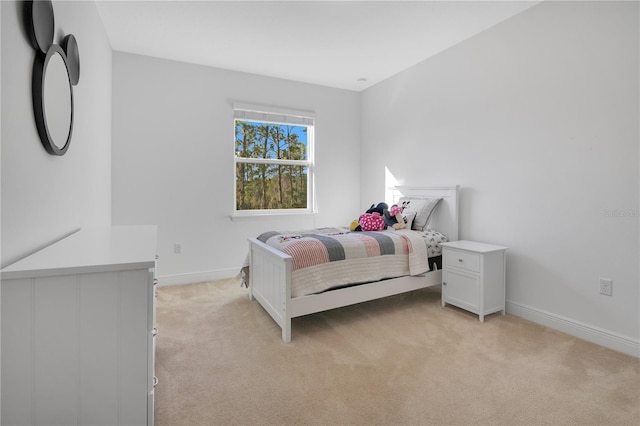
[
  {"left": 32, "top": 44, "right": 74, "bottom": 156},
  {"left": 27, "top": 0, "right": 79, "bottom": 157}
]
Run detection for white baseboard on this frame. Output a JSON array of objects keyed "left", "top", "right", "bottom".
[
  {"left": 156, "top": 268, "right": 239, "bottom": 286},
  {"left": 506, "top": 300, "right": 640, "bottom": 358}
]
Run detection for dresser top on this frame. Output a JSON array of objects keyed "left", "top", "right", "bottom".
[
  {"left": 1, "top": 226, "right": 158, "bottom": 279},
  {"left": 440, "top": 240, "right": 508, "bottom": 253}
]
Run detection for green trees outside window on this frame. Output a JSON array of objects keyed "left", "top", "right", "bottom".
[{"left": 235, "top": 120, "right": 312, "bottom": 211}]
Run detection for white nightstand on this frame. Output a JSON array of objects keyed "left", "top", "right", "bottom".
[{"left": 440, "top": 240, "right": 508, "bottom": 322}]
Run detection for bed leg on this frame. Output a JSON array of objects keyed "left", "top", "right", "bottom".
[{"left": 282, "top": 319, "right": 291, "bottom": 343}]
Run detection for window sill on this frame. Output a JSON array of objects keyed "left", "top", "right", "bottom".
[{"left": 230, "top": 210, "right": 316, "bottom": 221}]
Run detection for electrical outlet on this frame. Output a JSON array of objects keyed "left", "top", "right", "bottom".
[
  {"left": 173, "top": 243, "right": 182, "bottom": 254},
  {"left": 599, "top": 278, "right": 612, "bottom": 296}
]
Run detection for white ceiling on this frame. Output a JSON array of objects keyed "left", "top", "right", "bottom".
[{"left": 95, "top": 0, "right": 540, "bottom": 91}]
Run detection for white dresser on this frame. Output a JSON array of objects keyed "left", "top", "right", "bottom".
[
  {"left": 1, "top": 226, "right": 158, "bottom": 426},
  {"left": 440, "top": 240, "right": 507, "bottom": 322}
]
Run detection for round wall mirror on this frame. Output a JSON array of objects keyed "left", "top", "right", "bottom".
[
  {"left": 27, "top": 0, "right": 79, "bottom": 156},
  {"left": 33, "top": 44, "right": 74, "bottom": 155},
  {"left": 44, "top": 50, "right": 72, "bottom": 150}
]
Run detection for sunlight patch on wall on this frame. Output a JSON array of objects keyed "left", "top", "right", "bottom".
[{"left": 385, "top": 166, "right": 400, "bottom": 204}]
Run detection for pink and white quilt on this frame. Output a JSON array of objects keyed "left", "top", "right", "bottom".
[{"left": 255, "top": 227, "right": 444, "bottom": 297}]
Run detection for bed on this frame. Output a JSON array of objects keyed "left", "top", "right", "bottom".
[{"left": 247, "top": 185, "right": 459, "bottom": 342}]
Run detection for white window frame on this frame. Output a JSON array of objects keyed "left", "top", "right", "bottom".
[{"left": 233, "top": 103, "right": 316, "bottom": 218}]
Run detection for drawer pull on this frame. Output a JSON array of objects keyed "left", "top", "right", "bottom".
[
  {"left": 152, "top": 327, "right": 158, "bottom": 337},
  {"left": 153, "top": 376, "right": 158, "bottom": 387},
  {"left": 458, "top": 258, "right": 463, "bottom": 263}
]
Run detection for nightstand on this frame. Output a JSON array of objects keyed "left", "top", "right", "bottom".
[{"left": 440, "top": 240, "right": 508, "bottom": 321}]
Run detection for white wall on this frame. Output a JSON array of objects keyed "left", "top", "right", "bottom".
[
  {"left": 1, "top": 0, "right": 112, "bottom": 267},
  {"left": 111, "top": 52, "right": 360, "bottom": 284},
  {"left": 361, "top": 1, "right": 639, "bottom": 354}
]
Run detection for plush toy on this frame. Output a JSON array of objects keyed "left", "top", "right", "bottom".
[
  {"left": 367, "top": 202, "right": 388, "bottom": 216},
  {"left": 350, "top": 202, "right": 389, "bottom": 231},
  {"left": 383, "top": 204, "right": 407, "bottom": 230},
  {"left": 358, "top": 212, "right": 385, "bottom": 231}
]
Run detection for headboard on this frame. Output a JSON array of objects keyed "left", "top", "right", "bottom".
[{"left": 390, "top": 185, "right": 459, "bottom": 241}]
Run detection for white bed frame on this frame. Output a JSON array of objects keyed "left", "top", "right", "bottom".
[{"left": 248, "top": 185, "right": 460, "bottom": 342}]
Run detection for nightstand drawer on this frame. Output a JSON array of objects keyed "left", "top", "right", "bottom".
[{"left": 443, "top": 249, "right": 480, "bottom": 272}]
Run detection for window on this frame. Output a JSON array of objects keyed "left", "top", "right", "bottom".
[{"left": 234, "top": 104, "right": 315, "bottom": 215}]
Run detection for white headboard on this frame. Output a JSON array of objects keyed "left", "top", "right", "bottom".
[{"left": 390, "top": 185, "right": 460, "bottom": 241}]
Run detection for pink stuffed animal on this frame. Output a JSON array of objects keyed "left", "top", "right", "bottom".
[{"left": 358, "top": 212, "right": 386, "bottom": 231}]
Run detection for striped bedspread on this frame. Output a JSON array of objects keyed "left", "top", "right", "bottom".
[{"left": 257, "top": 227, "right": 429, "bottom": 276}]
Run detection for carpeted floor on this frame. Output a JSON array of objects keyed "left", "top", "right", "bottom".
[{"left": 154, "top": 279, "right": 639, "bottom": 425}]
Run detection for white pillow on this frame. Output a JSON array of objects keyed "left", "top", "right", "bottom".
[
  {"left": 398, "top": 197, "right": 442, "bottom": 231},
  {"left": 402, "top": 212, "right": 416, "bottom": 230}
]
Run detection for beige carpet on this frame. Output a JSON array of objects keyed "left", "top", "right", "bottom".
[{"left": 154, "top": 279, "right": 639, "bottom": 425}]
